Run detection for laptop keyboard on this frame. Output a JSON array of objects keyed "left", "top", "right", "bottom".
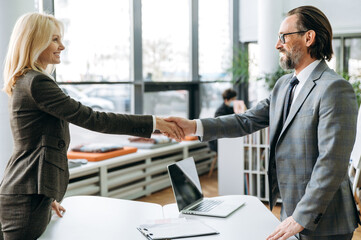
[{"left": 189, "top": 200, "right": 223, "bottom": 212}]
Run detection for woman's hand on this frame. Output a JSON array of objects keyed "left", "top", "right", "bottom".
[{"left": 51, "top": 200, "right": 66, "bottom": 217}]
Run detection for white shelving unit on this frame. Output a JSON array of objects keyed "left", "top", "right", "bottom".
[
  {"left": 218, "top": 128, "right": 270, "bottom": 202},
  {"left": 66, "top": 141, "right": 215, "bottom": 200}
]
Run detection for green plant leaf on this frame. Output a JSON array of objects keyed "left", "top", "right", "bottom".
[
  {"left": 338, "top": 71, "right": 361, "bottom": 107},
  {"left": 227, "top": 47, "right": 249, "bottom": 85},
  {"left": 259, "top": 67, "right": 292, "bottom": 90}
]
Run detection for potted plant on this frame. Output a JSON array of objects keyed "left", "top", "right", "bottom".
[
  {"left": 261, "top": 67, "right": 292, "bottom": 91},
  {"left": 229, "top": 46, "right": 249, "bottom": 85},
  {"left": 340, "top": 72, "right": 361, "bottom": 107},
  {"left": 227, "top": 45, "right": 249, "bottom": 106}
]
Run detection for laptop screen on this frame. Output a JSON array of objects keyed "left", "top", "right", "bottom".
[{"left": 168, "top": 157, "right": 203, "bottom": 211}]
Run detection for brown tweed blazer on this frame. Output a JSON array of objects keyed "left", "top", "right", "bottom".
[{"left": 0, "top": 70, "right": 153, "bottom": 201}]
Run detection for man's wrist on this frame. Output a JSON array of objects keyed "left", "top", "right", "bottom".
[{"left": 195, "top": 119, "right": 203, "bottom": 136}]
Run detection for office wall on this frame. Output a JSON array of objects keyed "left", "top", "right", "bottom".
[
  {"left": 240, "top": 0, "right": 361, "bottom": 42},
  {"left": 0, "top": 0, "right": 35, "bottom": 179}
]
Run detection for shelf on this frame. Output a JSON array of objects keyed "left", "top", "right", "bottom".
[
  {"left": 65, "top": 141, "right": 215, "bottom": 200},
  {"left": 218, "top": 128, "right": 271, "bottom": 202}
]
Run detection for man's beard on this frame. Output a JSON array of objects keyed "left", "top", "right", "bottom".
[{"left": 279, "top": 45, "right": 303, "bottom": 70}]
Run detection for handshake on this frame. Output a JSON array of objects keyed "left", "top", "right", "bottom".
[
  {"left": 155, "top": 100, "right": 247, "bottom": 142},
  {"left": 155, "top": 117, "right": 196, "bottom": 142}
]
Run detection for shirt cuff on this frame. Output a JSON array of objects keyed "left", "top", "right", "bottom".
[
  {"left": 152, "top": 115, "right": 156, "bottom": 132},
  {"left": 195, "top": 119, "right": 204, "bottom": 137}
]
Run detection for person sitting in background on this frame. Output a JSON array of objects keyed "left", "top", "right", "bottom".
[
  {"left": 208, "top": 88, "right": 247, "bottom": 152},
  {"left": 0, "top": 12, "right": 183, "bottom": 240}
]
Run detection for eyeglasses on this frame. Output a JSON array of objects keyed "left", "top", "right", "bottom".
[{"left": 278, "top": 31, "right": 308, "bottom": 44}]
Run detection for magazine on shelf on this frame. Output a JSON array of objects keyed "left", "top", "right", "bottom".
[
  {"left": 71, "top": 143, "right": 124, "bottom": 153},
  {"left": 260, "top": 149, "right": 266, "bottom": 171},
  {"left": 244, "top": 173, "right": 249, "bottom": 195},
  {"left": 252, "top": 148, "right": 257, "bottom": 170},
  {"left": 244, "top": 147, "right": 249, "bottom": 170},
  {"left": 128, "top": 135, "right": 177, "bottom": 149}
]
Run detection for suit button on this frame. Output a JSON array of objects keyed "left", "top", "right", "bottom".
[
  {"left": 58, "top": 140, "right": 65, "bottom": 149},
  {"left": 313, "top": 213, "right": 322, "bottom": 224},
  {"left": 141, "top": 128, "right": 145, "bottom": 133}
]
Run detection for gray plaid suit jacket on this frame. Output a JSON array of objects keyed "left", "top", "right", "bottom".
[
  {"left": 0, "top": 70, "right": 153, "bottom": 202},
  {"left": 201, "top": 60, "right": 359, "bottom": 236}
]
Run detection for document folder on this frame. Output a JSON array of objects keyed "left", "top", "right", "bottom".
[{"left": 137, "top": 218, "right": 219, "bottom": 240}]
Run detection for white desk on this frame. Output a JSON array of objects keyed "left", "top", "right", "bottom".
[
  {"left": 39, "top": 195, "right": 297, "bottom": 240},
  {"left": 39, "top": 196, "right": 163, "bottom": 240}
]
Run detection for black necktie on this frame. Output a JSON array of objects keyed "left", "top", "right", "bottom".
[{"left": 283, "top": 76, "right": 299, "bottom": 123}]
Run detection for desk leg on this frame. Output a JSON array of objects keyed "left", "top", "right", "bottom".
[
  {"left": 145, "top": 158, "right": 152, "bottom": 196},
  {"left": 100, "top": 166, "right": 108, "bottom": 197},
  {"left": 183, "top": 146, "right": 189, "bottom": 159}
]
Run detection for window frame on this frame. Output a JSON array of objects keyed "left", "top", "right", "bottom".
[
  {"left": 333, "top": 33, "right": 361, "bottom": 75},
  {"left": 42, "top": 0, "right": 242, "bottom": 119}
]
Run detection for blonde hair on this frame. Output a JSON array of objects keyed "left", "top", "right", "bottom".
[{"left": 3, "top": 12, "right": 63, "bottom": 95}]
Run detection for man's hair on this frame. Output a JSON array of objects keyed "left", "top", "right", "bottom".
[
  {"left": 222, "top": 88, "right": 237, "bottom": 100},
  {"left": 288, "top": 6, "right": 333, "bottom": 61}
]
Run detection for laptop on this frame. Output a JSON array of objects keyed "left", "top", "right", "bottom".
[{"left": 167, "top": 157, "right": 245, "bottom": 218}]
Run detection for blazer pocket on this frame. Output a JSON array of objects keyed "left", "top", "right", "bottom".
[
  {"left": 39, "top": 147, "right": 68, "bottom": 194},
  {"left": 297, "top": 109, "right": 314, "bottom": 118},
  {"left": 43, "top": 147, "right": 67, "bottom": 170}
]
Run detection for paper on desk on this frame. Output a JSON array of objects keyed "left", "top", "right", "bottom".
[{"left": 137, "top": 218, "right": 219, "bottom": 240}]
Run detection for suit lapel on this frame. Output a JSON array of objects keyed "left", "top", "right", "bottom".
[
  {"left": 279, "top": 60, "right": 329, "bottom": 136},
  {"left": 270, "top": 76, "right": 293, "bottom": 144},
  {"left": 281, "top": 80, "right": 316, "bottom": 131}
]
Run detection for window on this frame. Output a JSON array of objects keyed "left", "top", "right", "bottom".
[
  {"left": 199, "top": 82, "right": 233, "bottom": 118},
  {"left": 247, "top": 43, "right": 259, "bottom": 107},
  {"left": 54, "top": 0, "right": 131, "bottom": 82},
  {"left": 328, "top": 39, "right": 341, "bottom": 72},
  {"left": 199, "top": 0, "right": 232, "bottom": 81},
  {"left": 59, "top": 84, "right": 132, "bottom": 147},
  {"left": 49, "top": 0, "right": 237, "bottom": 123},
  {"left": 60, "top": 85, "right": 116, "bottom": 112},
  {"left": 143, "top": 91, "right": 189, "bottom": 118},
  {"left": 142, "top": 0, "right": 190, "bottom": 82},
  {"left": 345, "top": 38, "right": 361, "bottom": 80},
  {"left": 69, "top": 124, "right": 130, "bottom": 149}
]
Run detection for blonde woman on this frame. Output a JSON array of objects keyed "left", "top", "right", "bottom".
[{"left": 0, "top": 12, "right": 183, "bottom": 239}]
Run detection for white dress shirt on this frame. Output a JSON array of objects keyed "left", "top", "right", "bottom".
[
  {"left": 195, "top": 60, "right": 322, "bottom": 137},
  {"left": 291, "top": 59, "right": 321, "bottom": 105},
  {"left": 152, "top": 115, "right": 156, "bottom": 132}
]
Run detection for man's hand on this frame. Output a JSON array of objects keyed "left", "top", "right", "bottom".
[
  {"left": 156, "top": 117, "right": 185, "bottom": 142},
  {"left": 233, "top": 100, "right": 247, "bottom": 114},
  {"left": 266, "top": 216, "right": 304, "bottom": 240},
  {"left": 51, "top": 200, "right": 66, "bottom": 218},
  {"left": 164, "top": 117, "right": 196, "bottom": 136}
]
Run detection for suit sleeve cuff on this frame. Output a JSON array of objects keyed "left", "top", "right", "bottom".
[
  {"left": 292, "top": 210, "right": 319, "bottom": 231},
  {"left": 152, "top": 115, "right": 156, "bottom": 132},
  {"left": 195, "top": 119, "right": 204, "bottom": 139}
]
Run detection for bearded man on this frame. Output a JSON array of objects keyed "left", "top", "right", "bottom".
[{"left": 166, "top": 5, "right": 360, "bottom": 240}]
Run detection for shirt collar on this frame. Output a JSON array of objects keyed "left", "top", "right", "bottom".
[{"left": 294, "top": 59, "right": 321, "bottom": 84}]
